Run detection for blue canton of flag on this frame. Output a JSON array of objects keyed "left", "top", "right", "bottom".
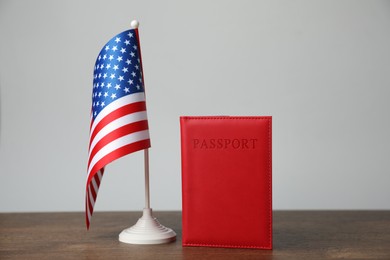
[{"left": 92, "top": 29, "right": 144, "bottom": 119}]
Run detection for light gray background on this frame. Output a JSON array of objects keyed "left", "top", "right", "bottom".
[{"left": 0, "top": 0, "right": 389, "bottom": 212}]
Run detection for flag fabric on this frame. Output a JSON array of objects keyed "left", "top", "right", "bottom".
[{"left": 86, "top": 28, "right": 151, "bottom": 228}]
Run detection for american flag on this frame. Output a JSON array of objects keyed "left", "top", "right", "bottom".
[{"left": 86, "top": 28, "right": 151, "bottom": 228}]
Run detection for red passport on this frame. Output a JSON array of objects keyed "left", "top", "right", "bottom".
[{"left": 180, "top": 116, "right": 272, "bottom": 249}]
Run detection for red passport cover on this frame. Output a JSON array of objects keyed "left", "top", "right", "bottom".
[{"left": 180, "top": 116, "right": 272, "bottom": 249}]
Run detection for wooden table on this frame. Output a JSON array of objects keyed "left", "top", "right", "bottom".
[{"left": 1, "top": 211, "right": 390, "bottom": 259}]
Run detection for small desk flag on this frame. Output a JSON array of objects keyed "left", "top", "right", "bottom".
[{"left": 86, "top": 28, "right": 151, "bottom": 228}]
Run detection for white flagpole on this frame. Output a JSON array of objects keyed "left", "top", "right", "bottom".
[
  {"left": 131, "top": 19, "right": 150, "bottom": 210},
  {"left": 144, "top": 149, "right": 150, "bottom": 209},
  {"left": 118, "top": 20, "right": 176, "bottom": 244}
]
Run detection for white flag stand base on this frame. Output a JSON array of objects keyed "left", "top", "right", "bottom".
[{"left": 119, "top": 208, "right": 176, "bottom": 244}]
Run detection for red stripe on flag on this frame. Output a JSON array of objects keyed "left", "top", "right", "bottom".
[
  {"left": 88, "top": 120, "right": 149, "bottom": 167},
  {"left": 87, "top": 189, "right": 94, "bottom": 214},
  {"left": 89, "top": 182, "right": 97, "bottom": 200},
  {"left": 86, "top": 168, "right": 105, "bottom": 229},
  {"left": 87, "top": 139, "right": 150, "bottom": 186},
  {"left": 94, "top": 173, "right": 101, "bottom": 186},
  {"left": 89, "top": 101, "right": 146, "bottom": 148}
]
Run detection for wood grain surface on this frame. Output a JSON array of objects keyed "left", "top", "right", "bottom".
[{"left": 1, "top": 211, "right": 390, "bottom": 259}]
